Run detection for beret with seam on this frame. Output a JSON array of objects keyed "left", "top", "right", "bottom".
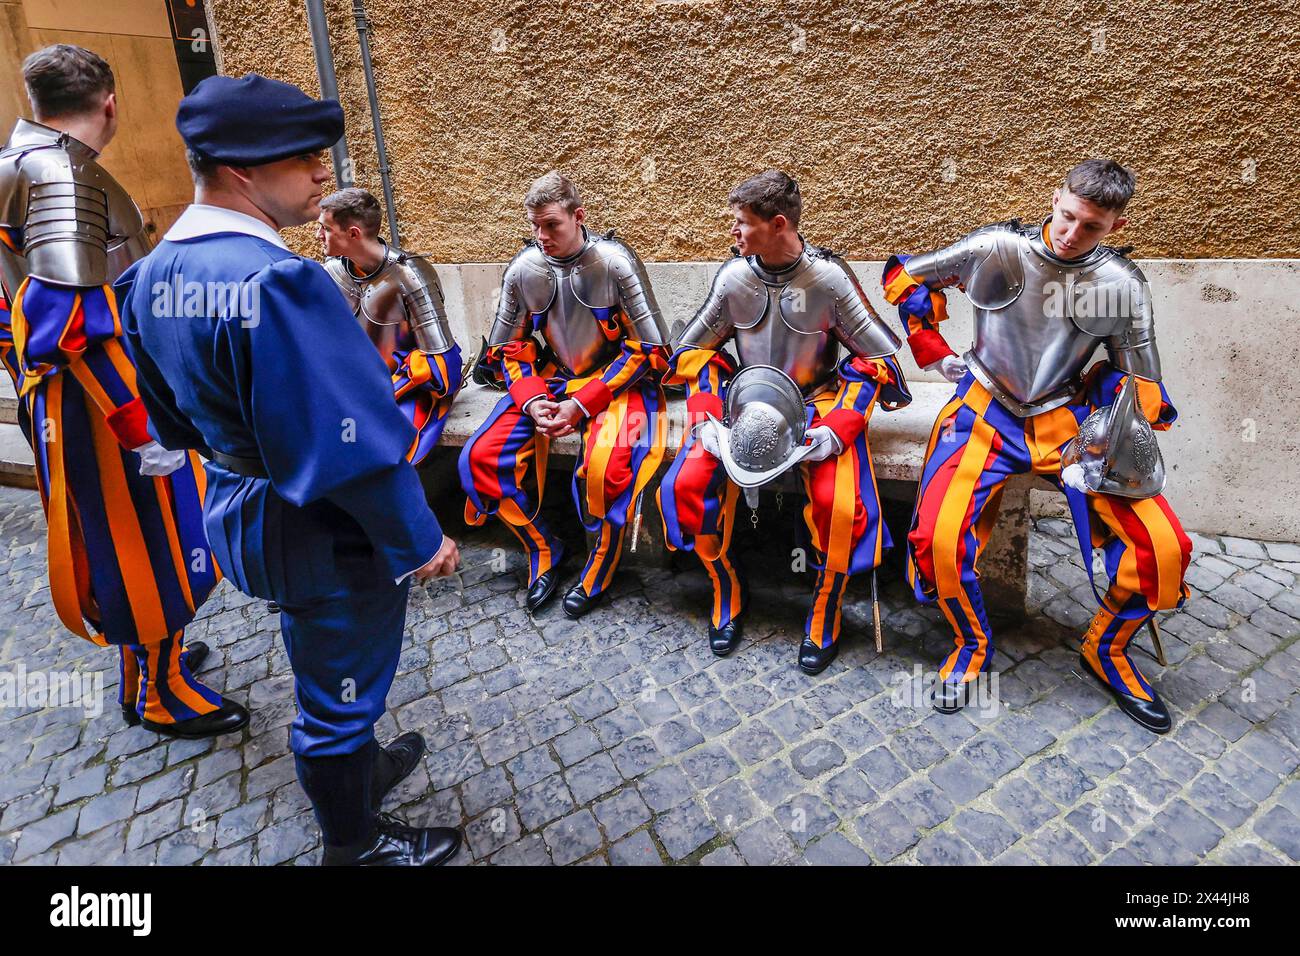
[{"left": 177, "top": 73, "right": 344, "bottom": 167}]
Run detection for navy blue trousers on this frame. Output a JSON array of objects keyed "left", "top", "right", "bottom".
[{"left": 276, "top": 577, "right": 410, "bottom": 758}]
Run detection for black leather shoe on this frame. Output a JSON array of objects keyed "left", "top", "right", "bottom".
[
  {"left": 323, "top": 813, "right": 462, "bottom": 867},
  {"left": 709, "top": 617, "right": 743, "bottom": 657},
  {"left": 526, "top": 560, "right": 566, "bottom": 612},
  {"left": 932, "top": 678, "right": 972, "bottom": 714},
  {"left": 562, "top": 583, "right": 609, "bottom": 619},
  {"left": 372, "top": 732, "right": 426, "bottom": 809},
  {"left": 121, "top": 642, "right": 211, "bottom": 727},
  {"left": 1078, "top": 654, "right": 1172, "bottom": 734},
  {"left": 798, "top": 637, "right": 839, "bottom": 675},
  {"left": 141, "top": 699, "right": 250, "bottom": 739}
]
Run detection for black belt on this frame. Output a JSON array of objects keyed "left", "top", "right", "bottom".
[{"left": 202, "top": 448, "right": 269, "bottom": 479}]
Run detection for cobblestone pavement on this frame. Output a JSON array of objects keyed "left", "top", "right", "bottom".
[{"left": 2, "top": 482, "right": 1298, "bottom": 866}]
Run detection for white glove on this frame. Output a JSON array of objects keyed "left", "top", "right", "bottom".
[
  {"left": 134, "top": 441, "right": 187, "bottom": 477},
  {"left": 694, "top": 419, "right": 723, "bottom": 458},
  {"left": 1061, "top": 462, "right": 1091, "bottom": 493},
  {"left": 927, "top": 354, "right": 969, "bottom": 384},
  {"left": 803, "top": 425, "right": 843, "bottom": 463}
]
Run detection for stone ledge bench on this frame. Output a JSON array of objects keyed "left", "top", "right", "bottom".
[
  {"left": 0, "top": 376, "right": 1033, "bottom": 610},
  {"left": 438, "top": 380, "right": 1033, "bottom": 611},
  {"left": 0, "top": 375, "right": 36, "bottom": 490}
]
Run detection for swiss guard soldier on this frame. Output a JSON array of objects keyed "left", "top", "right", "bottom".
[
  {"left": 460, "top": 171, "right": 670, "bottom": 618},
  {"left": 658, "top": 170, "right": 911, "bottom": 674},
  {"left": 881, "top": 159, "right": 1192, "bottom": 733},
  {"left": 117, "top": 74, "right": 463, "bottom": 865},
  {"left": 318, "top": 187, "right": 462, "bottom": 465},
  {"left": 0, "top": 45, "right": 244, "bottom": 738}
]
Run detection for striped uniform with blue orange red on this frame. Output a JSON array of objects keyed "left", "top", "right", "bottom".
[
  {"left": 0, "top": 264, "right": 222, "bottom": 724},
  {"left": 658, "top": 347, "right": 911, "bottom": 648},
  {"left": 881, "top": 252, "right": 955, "bottom": 372},
  {"left": 882, "top": 252, "right": 1190, "bottom": 701},
  {"left": 390, "top": 344, "right": 463, "bottom": 465},
  {"left": 460, "top": 335, "right": 668, "bottom": 598}
]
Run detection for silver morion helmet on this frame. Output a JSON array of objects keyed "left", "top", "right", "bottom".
[
  {"left": 1061, "top": 374, "right": 1165, "bottom": 499},
  {"left": 707, "top": 365, "right": 814, "bottom": 489}
]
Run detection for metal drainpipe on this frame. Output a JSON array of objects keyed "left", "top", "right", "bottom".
[
  {"left": 353, "top": 0, "right": 401, "bottom": 247},
  {"left": 304, "top": 0, "right": 353, "bottom": 187}
]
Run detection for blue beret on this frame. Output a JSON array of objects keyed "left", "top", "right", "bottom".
[{"left": 177, "top": 73, "right": 344, "bottom": 166}]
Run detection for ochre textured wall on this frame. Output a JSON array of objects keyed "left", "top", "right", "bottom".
[{"left": 208, "top": 0, "right": 1299, "bottom": 262}]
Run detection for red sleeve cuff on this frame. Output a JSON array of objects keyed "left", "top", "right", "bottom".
[
  {"left": 819, "top": 408, "right": 866, "bottom": 449},
  {"left": 573, "top": 378, "right": 614, "bottom": 417},
  {"left": 907, "top": 329, "right": 956, "bottom": 370},
  {"left": 686, "top": 391, "right": 725, "bottom": 427},
  {"left": 106, "top": 397, "right": 153, "bottom": 450},
  {"left": 508, "top": 375, "right": 550, "bottom": 409}
]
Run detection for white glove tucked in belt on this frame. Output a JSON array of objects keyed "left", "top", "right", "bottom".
[{"left": 134, "top": 441, "right": 187, "bottom": 477}]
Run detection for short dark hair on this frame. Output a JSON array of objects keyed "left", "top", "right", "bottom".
[
  {"left": 185, "top": 147, "right": 220, "bottom": 185},
  {"left": 23, "top": 44, "right": 115, "bottom": 120},
  {"left": 319, "top": 188, "right": 383, "bottom": 237},
  {"left": 1062, "top": 159, "right": 1136, "bottom": 213},
  {"left": 728, "top": 169, "right": 801, "bottom": 229}
]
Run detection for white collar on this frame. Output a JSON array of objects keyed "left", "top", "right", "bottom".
[{"left": 164, "top": 204, "right": 290, "bottom": 250}]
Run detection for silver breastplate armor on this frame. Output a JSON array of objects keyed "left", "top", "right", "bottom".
[
  {"left": 677, "top": 244, "right": 901, "bottom": 395},
  {"left": 324, "top": 245, "right": 454, "bottom": 362},
  {"left": 0, "top": 118, "right": 151, "bottom": 296},
  {"left": 487, "top": 229, "right": 668, "bottom": 377},
  {"left": 904, "top": 218, "right": 1160, "bottom": 417}
]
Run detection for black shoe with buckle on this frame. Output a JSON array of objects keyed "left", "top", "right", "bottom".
[
  {"left": 798, "top": 637, "right": 839, "bottom": 675},
  {"left": 372, "top": 732, "right": 427, "bottom": 809},
  {"left": 322, "top": 813, "right": 462, "bottom": 867},
  {"left": 1078, "top": 654, "right": 1172, "bottom": 735},
  {"left": 122, "top": 641, "right": 211, "bottom": 727}
]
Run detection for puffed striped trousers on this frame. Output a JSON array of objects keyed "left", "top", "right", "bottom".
[
  {"left": 658, "top": 386, "right": 893, "bottom": 649},
  {"left": 908, "top": 375, "right": 1192, "bottom": 701},
  {"left": 460, "top": 378, "right": 666, "bottom": 599}
]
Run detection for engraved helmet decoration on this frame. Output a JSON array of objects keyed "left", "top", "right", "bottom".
[
  {"left": 1061, "top": 374, "right": 1165, "bottom": 499},
  {"left": 707, "top": 365, "right": 814, "bottom": 488}
]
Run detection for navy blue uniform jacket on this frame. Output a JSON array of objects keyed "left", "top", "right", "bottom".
[{"left": 116, "top": 224, "right": 443, "bottom": 604}]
